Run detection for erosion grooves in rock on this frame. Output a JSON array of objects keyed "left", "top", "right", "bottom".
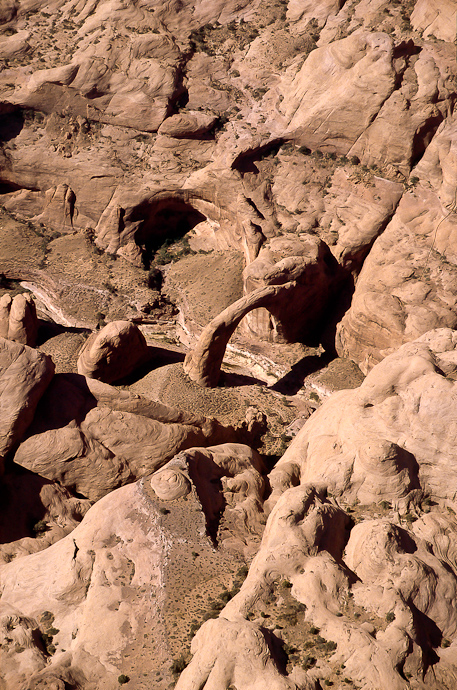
[{"left": 1, "top": 1, "right": 457, "bottom": 689}]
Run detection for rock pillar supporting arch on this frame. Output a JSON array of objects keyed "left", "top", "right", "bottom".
[{"left": 183, "top": 282, "right": 296, "bottom": 387}]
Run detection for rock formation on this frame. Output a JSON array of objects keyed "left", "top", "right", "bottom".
[
  {"left": 13, "top": 372, "right": 253, "bottom": 501},
  {"left": 0, "top": 292, "right": 38, "bottom": 346},
  {"left": 0, "top": 336, "right": 54, "bottom": 471},
  {"left": 1, "top": 1, "right": 457, "bottom": 689},
  {"left": 183, "top": 283, "right": 297, "bottom": 387},
  {"left": 76, "top": 319, "right": 149, "bottom": 383}
]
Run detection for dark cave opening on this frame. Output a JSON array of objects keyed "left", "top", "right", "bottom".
[{"left": 132, "top": 198, "right": 206, "bottom": 269}]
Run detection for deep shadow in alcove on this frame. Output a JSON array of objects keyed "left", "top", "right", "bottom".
[
  {"left": 271, "top": 351, "right": 334, "bottom": 396},
  {"left": 133, "top": 199, "right": 206, "bottom": 269},
  {"left": 0, "top": 107, "right": 25, "bottom": 143}
]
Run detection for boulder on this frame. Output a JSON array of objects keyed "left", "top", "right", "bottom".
[
  {"left": 77, "top": 320, "right": 148, "bottom": 383},
  {"left": 158, "top": 112, "right": 218, "bottom": 139}
]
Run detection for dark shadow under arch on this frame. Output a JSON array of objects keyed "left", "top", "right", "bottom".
[{"left": 132, "top": 197, "right": 206, "bottom": 268}]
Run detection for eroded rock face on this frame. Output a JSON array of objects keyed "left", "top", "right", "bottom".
[
  {"left": 180, "top": 332, "right": 457, "bottom": 690},
  {"left": 0, "top": 336, "right": 54, "bottom": 470},
  {"left": 336, "top": 113, "right": 457, "bottom": 372},
  {"left": 270, "top": 329, "right": 457, "bottom": 507},
  {"left": 13, "top": 372, "right": 246, "bottom": 500},
  {"left": 242, "top": 233, "right": 337, "bottom": 342},
  {"left": 76, "top": 320, "right": 148, "bottom": 383},
  {"left": 282, "top": 32, "right": 398, "bottom": 153},
  {"left": 0, "top": 292, "right": 38, "bottom": 346},
  {"left": 0, "top": 439, "right": 269, "bottom": 689}
]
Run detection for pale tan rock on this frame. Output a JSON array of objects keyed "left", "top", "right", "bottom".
[
  {"left": 319, "top": 170, "right": 403, "bottom": 272},
  {"left": 0, "top": 29, "right": 29, "bottom": 59},
  {"left": 158, "top": 112, "right": 218, "bottom": 139},
  {"left": 269, "top": 330, "right": 457, "bottom": 508},
  {"left": 411, "top": 0, "right": 457, "bottom": 42},
  {"left": 32, "top": 184, "right": 76, "bottom": 233},
  {"left": 348, "top": 45, "right": 456, "bottom": 175},
  {"left": 337, "top": 113, "right": 457, "bottom": 372},
  {"left": 77, "top": 320, "right": 148, "bottom": 383},
  {"left": 0, "top": 482, "right": 180, "bottom": 688},
  {"left": 177, "top": 616, "right": 318, "bottom": 690},
  {"left": 0, "top": 336, "right": 54, "bottom": 470},
  {"left": 281, "top": 32, "right": 397, "bottom": 152},
  {"left": 0, "top": 450, "right": 267, "bottom": 689}
]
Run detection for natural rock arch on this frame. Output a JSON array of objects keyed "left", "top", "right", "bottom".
[
  {"left": 183, "top": 282, "right": 296, "bottom": 387},
  {"left": 94, "top": 187, "right": 247, "bottom": 265}
]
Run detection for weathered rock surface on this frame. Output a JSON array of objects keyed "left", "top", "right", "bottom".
[
  {"left": 270, "top": 329, "right": 457, "bottom": 507},
  {"left": 76, "top": 319, "right": 148, "bottom": 383},
  {"left": 13, "top": 372, "right": 248, "bottom": 500},
  {"left": 337, "top": 113, "right": 457, "bottom": 372},
  {"left": 1, "top": 2, "right": 457, "bottom": 690},
  {"left": 242, "top": 233, "right": 337, "bottom": 342},
  {"left": 0, "top": 336, "right": 54, "bottom": 470},
  {"left": 0, "top": 440, "right": 268, "bottom": 689},
  {"left": 0, "top": 292, "right": 38, "bottom": 346},
  {"left": 181, "top": 333, "right": 457, "bottom": 690}
]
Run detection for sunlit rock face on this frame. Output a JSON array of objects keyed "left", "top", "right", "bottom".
[{"left": 1, "top": 1, "right": 457, "bottom": 689}]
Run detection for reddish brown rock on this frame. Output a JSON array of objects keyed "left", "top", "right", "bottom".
[
  {"left": 77, "top": 320, "right": 148, "bottom": 383},
  {"left": 0, "top": 336, "right": 54, "bottom": 471},
  {"left": 0, "top": 292, "right": 38, "bottom": 346}
]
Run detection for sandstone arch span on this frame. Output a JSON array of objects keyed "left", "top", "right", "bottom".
[{"left": 183, "top": 282, "right": 297, "bottom": 387}]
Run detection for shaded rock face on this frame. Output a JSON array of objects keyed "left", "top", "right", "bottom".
[
  {"left": 242, "top": 233, "right": 338, "bottom": 343},
  {"left": 76, "top": 320, "right": 148, "bottom": 383},
  {"left": 13, "top": 373, "right": 246, "bottom": 501},
  {"left": 0, "top": 336, "right": 54, "bottom": 470}
]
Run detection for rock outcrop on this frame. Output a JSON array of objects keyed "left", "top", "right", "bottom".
[
  {"left": 13, "top": 372, "right": 247, "bottom": 500},
  {"left": 77, "top": 319, "right": 149, "bottom": 383},
  {"left": 270, "top": 329, "right": 457, "bottom": 507},
  {"left": 336, "top": 113, "right": 457, "bottom": 372},
  {"left": 0, "top": 292, "right": 38, "bottom": 346},
  {"left": 0, "top": 336, "right": 54, "bottom": 471}
]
